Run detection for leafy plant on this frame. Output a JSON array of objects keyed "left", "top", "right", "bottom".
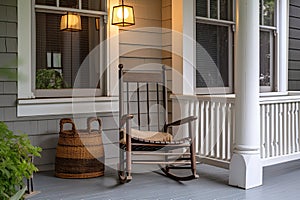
[
  {"left": 0, "top": 122, "right": 42, "bottom": 199},
  {"left": 36, "top": 69, "right": 64, "bottom": 89}
]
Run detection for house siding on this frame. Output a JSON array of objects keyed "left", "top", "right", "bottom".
[
  {"left": 0, "top": 0, "right": 168, "bottom": 171},
  {"left": 289, "top": 0, "right": 300, "bottom": 90}
]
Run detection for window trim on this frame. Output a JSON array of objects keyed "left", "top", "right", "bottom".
[
  {"left": 17, "top": 0, "right": 120, "bottom": 116},
  {"left": 259, "top": 0, "right": 278, "bottom": 92}
]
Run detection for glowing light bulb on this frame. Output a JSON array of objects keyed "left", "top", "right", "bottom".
[
  {"left": 68, "top": 14, "right": 79, "bottom": 26},
  {"left": 117, "top": 7, "right": 129, "bottom": 20}
]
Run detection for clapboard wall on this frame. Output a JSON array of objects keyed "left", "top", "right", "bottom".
[
  {"left": 289, "top": 0, "right": 300, "bottom": 90},
  {"left": 0, "top": 0, "right": 169, "bottom": 171}
]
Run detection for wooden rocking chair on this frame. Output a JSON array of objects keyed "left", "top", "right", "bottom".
[{"left": 118, "top": 64, "right": 199, "bottom": 183}]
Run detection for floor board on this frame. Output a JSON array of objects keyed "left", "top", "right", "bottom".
[{"left": 27, "top": 160, "right": 300, "bottom": 200}]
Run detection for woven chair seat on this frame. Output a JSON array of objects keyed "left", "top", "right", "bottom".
[
  {"left": 120, "top": 129, "right": 191, "bottom": 151},
  {"left": 120, "top": 129, "right": 172, "bottom": 144}
]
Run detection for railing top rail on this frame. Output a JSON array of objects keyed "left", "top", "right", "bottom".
[
  {"left": 260, "top": 95, "right": 300, "bottom": 105},
  {"left": 170, "top": 94, "right": 236, "bottom": 104},
  {"left": 171, "top": 93, "right": 300, "bottom": 105}
]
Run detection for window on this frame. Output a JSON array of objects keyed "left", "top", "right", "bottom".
[
  {"left": 34, "top": 0, "right": 107, "bottom": 97},
  {"left": 259, "top": 0, "right": 276, "bottom": 92},
  {"left": 195, "top": 0, "right": 234, "bottom": 94},
  {"left": 17, "top": 0, "right": 120, "bottom": 117}
]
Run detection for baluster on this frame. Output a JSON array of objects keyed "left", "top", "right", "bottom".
[
  {"left": 194, "top": 100, "right": 199, "bottom": 153},
  {"left": 228, "top": 104, "right": 235, "bottom": 161},
  {"left": 279, "top": 103, "right": 283, "bottom": 156},
  {"left": 291, "top": 103, "right": 296, "bottom": 153},
  {"left": 210, "top": 102, "right": 215, "bottom": 158},
  {"left": 275, "top": 104, "right": 279, "bottom": 157},
  {"left": 296, "top": 103, "right": 300, "bottom": 152},
  {"left": 266, "top": 104, "right": 271, "bottom": 158},
  {"left": 261, "top": 105, "right": 266, "bottom": 159},
  {"left": 283, "top": 103, "right": 288, "bottom": 155},
  {"left": 225, "top": 103, "right": 230, "bottom": 161},
  {"left": 221, "top": 103, "right": 226, "bottom": 160},
  {"left": 200, "top": 101, "right": 205, "bottom": 156},
  {"left": 270, "top": 104, "right": 275, "bottom": 157},
  {"left": 287, "top": 103, "right": 292, "bottom": 154},
  {"left": 216, "top": 102, "right": 221, "bottom": 159},
  {"left": 205, "top": 101, "right": 210, "bottom": 156}
]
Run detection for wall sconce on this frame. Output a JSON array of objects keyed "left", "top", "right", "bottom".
[
  {"left": 112, "top": 0, "right": 135, "bottom": 27},
  {"left": 60, "top": 12, "right": 82, "bottom": 31}
]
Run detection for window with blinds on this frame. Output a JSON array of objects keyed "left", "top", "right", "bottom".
[
  {"left": 195, "top": 0, "right": 234, "bottom": 94},
  {"left": 259, "top": 0, "right": 276, "bottom": 92},
  {"left": 34, "top": 0, "right": 106, "bottom": 97}
]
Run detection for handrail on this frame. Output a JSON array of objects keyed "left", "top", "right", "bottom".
[{"left": 171, "top": 94, "right": 300, "bottom": 105}]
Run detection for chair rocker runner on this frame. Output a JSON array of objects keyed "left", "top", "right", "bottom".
[{"left": 118, "top": 64, "right": 199, "bottom": 183}]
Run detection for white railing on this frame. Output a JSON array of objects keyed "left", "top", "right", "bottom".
[
  {"left": 260, "top": 95, "right": 300, "bottom": 166},
  {"left": 174, "top": 95, "right": 235, "bottom": 169},
  {"left": 173, "top": 94, "right": 300, "bottom": 169}
]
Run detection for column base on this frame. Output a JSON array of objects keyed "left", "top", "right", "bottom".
[{"left": 229, "top": 153, "right": 262, "bottom": 189}]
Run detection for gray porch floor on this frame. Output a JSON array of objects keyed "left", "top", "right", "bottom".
[{"left": 28, "top": 160, "right": 300, "bottom": 200}]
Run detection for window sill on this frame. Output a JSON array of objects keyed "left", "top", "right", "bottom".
[{"left": 17, "top": 96, "right": 119, "bottom": 117}]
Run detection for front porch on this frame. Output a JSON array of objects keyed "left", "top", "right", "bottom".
[{"left": 28, "top": 160, "right": 300, "bottom": 200}]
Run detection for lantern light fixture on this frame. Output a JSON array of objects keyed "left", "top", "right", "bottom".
[
  {"left": 112, "top": 0, "right": 135, "bottom": 27},
  {"left": 60, "top": 12, "right": 82, "bottom": 31}
]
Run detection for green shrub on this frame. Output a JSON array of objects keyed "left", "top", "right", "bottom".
[{"left": 0, "top": 122, "right": 42, "bottom": 199}]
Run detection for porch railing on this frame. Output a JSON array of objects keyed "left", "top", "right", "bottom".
[
  {"left": 174, "top": 94, "right": 300, "bottom": 169},
  {"left": 260, "top": 95, "right": 300, "bottom": 166}
]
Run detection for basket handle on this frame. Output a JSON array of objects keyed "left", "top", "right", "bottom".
[
  {"left": 60, "top": 118, "right": 76, "bottom": 134},
  {"left": 87, "top": 117, "right": 102, "bottom": 133}
]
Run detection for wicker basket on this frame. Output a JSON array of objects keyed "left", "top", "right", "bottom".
[{"left": 55, "top": 117, "right": 105, "bottom": 179}]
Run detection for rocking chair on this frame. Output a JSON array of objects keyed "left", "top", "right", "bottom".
[{"left": 118, "top": 64, "right": 199, "bottom": 183}]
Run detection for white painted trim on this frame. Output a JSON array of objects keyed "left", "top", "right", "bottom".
[
  {"left": 18, "top": 97, "right": 119, "bottom": 117},
  {"left": 107, "top": 0, "right": 120, "bottom": 96},
  {"left": 170, "top": 93, "right": 300, "bottom": 104},
  {"left": 259, "top": 94, "right": 300, "bottom": 104},
  {"left": 35, "top": 5, "right": 107, "bottom": 16},
  {"left": 18, "top": 0, "right": 34, "bottom": 99},
  {"left": 262, "top": 152, "right": 300, "bottom": 167},
  {"left": 170, "top": 94, "right": 236, "bottom": 103},
  {"left": 197, "top": 156, "right": 230, "bottom": 169},
  {"left": 259, "top": 91, "right": 288, "bottom": 97},
  {"left": 277, "top": 0, "right": 289, "bottom": 92},
  {"left": 183, "top": 0, "right": 195, "bottom": 95}
]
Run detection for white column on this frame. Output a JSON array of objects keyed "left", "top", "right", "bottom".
[{"left": 229, "top": 0, "right": 262, "bottom": 189}]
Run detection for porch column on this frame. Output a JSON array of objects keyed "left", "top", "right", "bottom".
[{"left": 229, "top": 0, "right": 262, "bottom": 189}]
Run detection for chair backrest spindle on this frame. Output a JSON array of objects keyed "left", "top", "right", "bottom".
[
  {"left": 137, "top": 82, "right": 141, "bottom": 130},
  {"left": 146, "top": 83, "right": 150, "bottom": 131},
  {"left": 156, "top": 83, "right": 160, "bottom": 131},
  {"left": 119, "top": 64, "right": 167, "bottom": 133}
]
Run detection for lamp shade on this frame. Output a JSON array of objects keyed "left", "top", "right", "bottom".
[
  {"left": 112, "top": 3, "right": 135, "bottom": 27},
  {"left": 60, "top": 13, "right": 82, "bottom": 31}
]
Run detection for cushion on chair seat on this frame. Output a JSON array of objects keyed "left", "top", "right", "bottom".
[{"left": 120, "top": 129, "right": 172, "bottom": 144}]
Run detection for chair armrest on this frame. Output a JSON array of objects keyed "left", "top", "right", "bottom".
[
  {"left": 165, "top": 116, "right": 197, "bottom": 129},
  {"left": 120, "top": 114, "right": 134, "bottom": 128}
]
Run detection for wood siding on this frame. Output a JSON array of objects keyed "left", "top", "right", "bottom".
[{"left": 289, "top": 0, "right": 300, "bottom": 90}]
